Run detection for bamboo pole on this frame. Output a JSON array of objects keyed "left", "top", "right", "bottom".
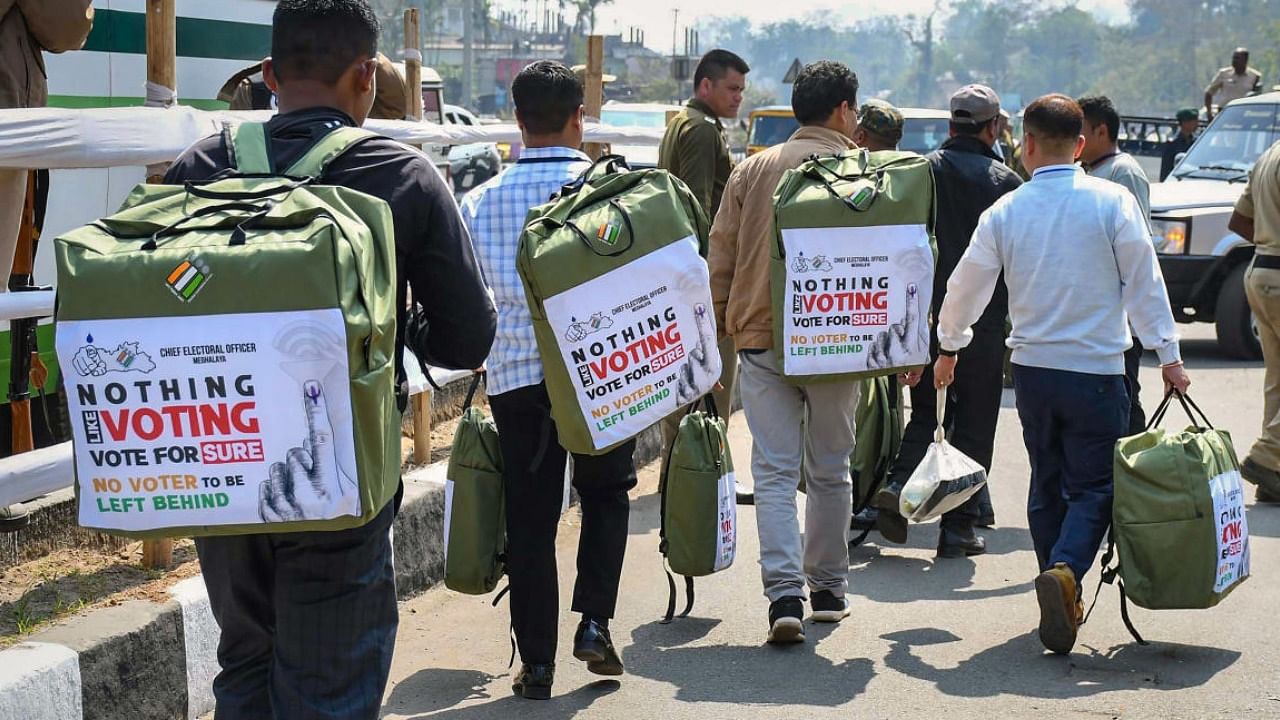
[
  {"left": 142, "top": 0, "right": 176, "bottom": 569},
  {"left": 403, "top": 9, "right": 423, "bottom": 123},
  {"left": 583, "top": 35, "right": 605, "bottom": 160},
  {"left": 404, "top": 9, "right": 433, "bottom": 466}
]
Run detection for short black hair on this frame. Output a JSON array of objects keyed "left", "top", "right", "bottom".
[
  {"left": 1077, "top": 95, "right": 1120, "bottom": 142},
  {"left": 950, "top": 118, "right": 995, "bottom": 137},
  {"left": 791, "top": 61, "right": 859, "bottom": 125},
  {"left": 693, "top": 49, "right": 750, "bottom": 89},
  {"left": 272, "top": 0, "right": 379, "bottom": 85},
  {"left": 512, "top": 61, "right": 583, "bottom": 135},
  {"left": 1024, "top": 93, "right": 1083, "bottom": 152}
]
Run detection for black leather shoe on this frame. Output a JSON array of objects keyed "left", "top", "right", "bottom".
[
  {"left": 512, "top": 662, "right": 554, "bottom": 700},
  {"left": 573, "top": 618, "right": 623, "bottom": 676},
  {"left": 872, "top": 484, "right": 909, "bottom": 544},
  {"left": 937, "top": 528, "right": 986, "bottom": 558}
]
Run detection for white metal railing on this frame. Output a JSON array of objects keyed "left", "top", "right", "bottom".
[
  {"left": 0, "top": 289, "right": 55, "bottom": 322},
  {"left": 0, "top": 441, "right": 73, "bottom": 508}
]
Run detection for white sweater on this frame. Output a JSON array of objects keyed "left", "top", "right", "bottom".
[{"left": 937, "top": 164, "right": 1181, "bottom": 375}]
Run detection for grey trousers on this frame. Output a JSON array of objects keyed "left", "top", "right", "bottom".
[{"left": 738, "top": 350, "right": 860, "bottom": 602}]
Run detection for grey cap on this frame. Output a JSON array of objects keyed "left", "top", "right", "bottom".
[{"left": 950, "top": 84, "right": 1001, "bottom": 125}]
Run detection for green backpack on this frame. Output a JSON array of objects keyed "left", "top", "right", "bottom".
[
  {"left": 659, "top": 396, "right": 736, "bottom": 622},
  {"left": 518, "top": 156, "right": 716, "bottom": 455},
  {"left": 1090, "top": 391, "right": 1250, "bottom": 643},
  {"left": 771, "top": 150, "right": 936, "bottom": 384},
  {"left": 55, "top": 123, "right": 399, "bottom": 538},
  {"left": 849, "top": 375, "right": 904, "bottom": 544},
  {"left": 444, "top": 374, "right": 507, "bottom": 595}
]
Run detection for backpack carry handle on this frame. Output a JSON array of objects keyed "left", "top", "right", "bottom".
[
  {"left": 557, "top": 154, "right": 631, "bottom": 199},
  {"left": 564, "top": 198, "right": 637, "bottom": 257},
  {"left": 140, "top": 202, "right": 271, "bottom": 251},
  {"left": 184, "top": 179, "right": 311, "bottom": 202},
  {"left": 463, "top": 372, "right": 485, "bottom": 409}
]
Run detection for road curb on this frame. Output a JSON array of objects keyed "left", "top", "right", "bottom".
[{"left": 0, "top": 425, "right": 663, "bottom": 718}]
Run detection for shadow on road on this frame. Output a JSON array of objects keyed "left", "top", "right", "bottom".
[
  {"left": 881, "top": 627, "right": 1240, "bottom": 699},
  {"left": 847, "top": 545, "right": 1034, "bottom": 604},
  {"left": 383, "top": 667, "right": 619, "bottom": 719},
  {"left": 623, "top": 617, "right": 876, "bottom": 706}
]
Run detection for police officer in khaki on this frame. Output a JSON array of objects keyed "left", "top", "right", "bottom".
[
  {"left": 1205, "top": 47, "right": 1263, "bottom": 120},
  {"left": 658, "top": 48, "right": 751, "bottom": 502},
  {"left": 1229, "top": 139, "right": 1280, "bottom": 503}
]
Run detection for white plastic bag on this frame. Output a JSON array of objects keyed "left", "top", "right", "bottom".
[{"left": 899, "top": 388, "right": 988, "bottom": 522}]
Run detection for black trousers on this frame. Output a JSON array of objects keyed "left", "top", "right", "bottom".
[
  {"left": 195, "top": 500, "right": 398, "bottom": 720},
  {"left": 488, "top": 382, "right": 637, "bottom": 665},
  {"left": 1124, "top": 337, "right": 1147, "bottom": 435},
  {"left": 888, "top": 325, "right": 1005, "bottom": 531}
]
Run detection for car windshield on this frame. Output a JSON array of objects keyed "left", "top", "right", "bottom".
[
  {"left": 601, "top": 108, "right": 670, "bottom": 129},
  {"left": 900, "top": 117, "right": 949, "bottom": 154},
  {"left": 751, "top": 114, "right": 800, "bottom": 147},
  {"left": 1174, "top": 103, "right": 1279, "bottom": 180}
]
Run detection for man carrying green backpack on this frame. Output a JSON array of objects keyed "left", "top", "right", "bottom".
[
  {"left": 139, "top": 3, "right": 496, "bottom": 717},
  {"left": 460, "top": 61, "right": 638, "bottom": 700}
]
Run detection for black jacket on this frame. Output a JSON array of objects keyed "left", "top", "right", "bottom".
[
  {"left": 928, "top": 135, "right": 1023, "bottom": 331},
  {"left": 166, "top": 107, "right": 497, "bottom": 408}
]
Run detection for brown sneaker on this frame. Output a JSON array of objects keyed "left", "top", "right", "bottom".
[{"left": 1034, "top": 563, "right": 1079, "bottom": 654}]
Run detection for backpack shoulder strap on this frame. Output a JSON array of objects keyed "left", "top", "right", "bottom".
[
  {"left": 284, "top": 126, "right": 381, "bottom": 178},
  {"left": 227, "top": 122, "right": 272, "bottom": 174}
]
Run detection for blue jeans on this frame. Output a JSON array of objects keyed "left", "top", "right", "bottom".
[{"left": 1012, "top": 364, "right": 1129, "bottom": 583}]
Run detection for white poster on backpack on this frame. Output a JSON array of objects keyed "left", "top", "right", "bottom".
[
  {"left": 779, "top": 224, "right": 934, "bottom": 377},
  {"left": 543, "top": 237, "right": 721, "bottom": 450},
  {"left": 57, "top": 309, "right": 361, "bottom": 531},
  {"left": 1210, "top": 468, "right": 1250, "bottom": 594}
]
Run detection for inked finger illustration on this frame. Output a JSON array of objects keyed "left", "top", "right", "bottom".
[
  {"left": 676, "top": 303, "right": 721, "bottom": 405},
  {"left": 256, "top": 380, "right": 355, "bottom": 522},
  {"left": 865, "top": 284, "right": 927, "bottom": 370}
]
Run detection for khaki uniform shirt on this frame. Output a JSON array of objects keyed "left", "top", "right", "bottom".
[
  {"left": 0, "top": 0, "right": 94, "bottom": 109},
  {"left": 658, "top": 98, "right": 733, "bottom": 220},
  {"left": 1237, "top": 139, "right": 1280, "bottom": 257},
  {"left": 1206, "top": 66, "right": 1263, "bottom": 108}
]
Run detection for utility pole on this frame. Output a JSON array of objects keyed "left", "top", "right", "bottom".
[
  {"left": 671, "top": 9, "right": 679, "bottom": 61},
  {"left": 462, "top": 0, "right": 475, "bottom": 108}
]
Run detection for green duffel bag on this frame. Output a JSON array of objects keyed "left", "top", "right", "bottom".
[
  {"left": 849, "top": 374, "right": 904, "bottom": 543},
  {"left": 659, "top": 395, "right": 736, "bottom": 622},
  {"left": 771, "top": 149, "right": 937, "bottom": 384},
  {"left": 54, "top": 123, "right": 399, "bottom": 537},
  {"left": 1092, "top": 390, "right": 1250, "bottom": 642},
  {"left": 518, "top": 155, "right": 717, "bottom": 455},
  {"left": 444, "top": 374, "right": 507, "bottom": 595}
]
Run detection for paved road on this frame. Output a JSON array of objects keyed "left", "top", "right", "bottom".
[{"left": 380, "top": 324, "right": 1280, "bottom": 720}]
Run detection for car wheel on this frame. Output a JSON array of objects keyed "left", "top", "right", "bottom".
[{"left": 1216, "top": 263, "right": 1263, "bottom": 360}]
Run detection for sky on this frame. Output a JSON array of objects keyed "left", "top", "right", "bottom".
[{"left": 495, "top": 0, "right": 1132, "bottom": 53}]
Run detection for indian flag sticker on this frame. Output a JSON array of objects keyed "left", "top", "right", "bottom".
[
  {"left": 165, "top": 255, "right": 212, "bottom": 302},
  {"left": 597, "top": 221, "right": 621, "bottom": 245}
]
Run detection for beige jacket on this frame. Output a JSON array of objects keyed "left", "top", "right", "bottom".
[
  {"left": 0, "top": 0, "right": 94, "bottom": 109},
  {"left": 709, "top": 125, "right": 857, "bottom": 351}
]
